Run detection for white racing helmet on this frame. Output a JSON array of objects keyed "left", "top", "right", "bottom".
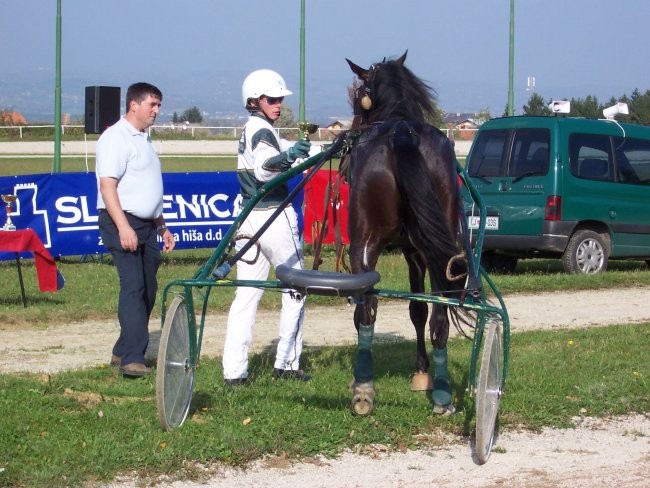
[{"left": 241, "top": 69, "right": 293, "bottom": 106}]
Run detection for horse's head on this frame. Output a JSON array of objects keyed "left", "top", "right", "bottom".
[
  {"left": 346, "top": 51, "right": 407, "bottom": 114},
  {"left": 345, "top": 50, "right": 435, "bottom": 124}
]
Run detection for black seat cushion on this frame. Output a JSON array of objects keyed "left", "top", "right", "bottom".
[{"left": 275, "top": 265, "right": 380, "bottom": 297}]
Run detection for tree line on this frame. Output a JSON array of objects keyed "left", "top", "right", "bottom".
[
  {"left": 519, "top": 89, "right": 650, "bottom": 125},
  {"left": 158, "top": 89, "right": 650, "bottom": 129}
]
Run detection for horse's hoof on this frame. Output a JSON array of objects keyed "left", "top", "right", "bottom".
[
  {"left": 351, "top": 381, "right": 375, "bottom": 416},
  {"left": 410, "top": 372, "right": 433, "bottom": 391},
  {"left": 432, "top": 403, "right": 456, "bottom": 416}
]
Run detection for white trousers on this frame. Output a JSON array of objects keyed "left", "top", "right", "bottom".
[{"left": 222, "top": 206, "right": 306, "bottom": 380}]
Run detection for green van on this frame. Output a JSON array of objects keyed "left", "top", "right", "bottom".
[{"left": 463, "top": 115, "right": 650, "bottom": 273}]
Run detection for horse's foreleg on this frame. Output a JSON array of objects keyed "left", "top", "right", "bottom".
[
  {"left": 431, "top": 304, "right": 455, "bottom": 415},
  {"left": 351, "top": 294, "right": 377, "bottom": 415}
]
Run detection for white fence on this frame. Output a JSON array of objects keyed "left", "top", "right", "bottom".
[
  {"left": 0, "top": 124, "right": 475, "bottom": 156},
  {"left": 0, "top": 124, "right": 478, "bottom": 139}
]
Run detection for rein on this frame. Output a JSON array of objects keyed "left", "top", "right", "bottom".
[
  {"left": 310, "top": 120, "right": 407, "bottom": 273},
  {"left": 310, "top": 130, "right": 359, "bottom": 273}
]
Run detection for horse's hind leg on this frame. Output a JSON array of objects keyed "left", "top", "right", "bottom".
[{"left": 404, "top": 249, "right": 433, "bottom": 391}]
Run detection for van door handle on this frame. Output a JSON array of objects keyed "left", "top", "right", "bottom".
[
  {"left": 499, "top": 180, "right": 510, "bottom": 191},
  {"left": 609, "top": 209, "right": 617, "bottom": 219}
]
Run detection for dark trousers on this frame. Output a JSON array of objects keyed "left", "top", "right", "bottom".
[{"left": 99, "top": 211, "right": 161, "bottom": 365}]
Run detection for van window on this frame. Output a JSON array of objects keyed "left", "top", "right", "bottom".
[
  {"left": 569, "top": 133, "right": 613, "bottom": 181},
  {"left": 467, "top": 129, "right": 507, "bottom": 177},
  {"left": 510, "top": 129, "right": 550, "bottom": 178},
  {"left": 613, "top": 136, "right": 650, "bottom": 185},
  {"left": 467, "top": 128, "right": 549, "bottom": 178}
]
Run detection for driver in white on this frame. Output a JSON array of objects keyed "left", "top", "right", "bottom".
[{"left": 222, "top": 69, "right": 312, "bottom": 385}]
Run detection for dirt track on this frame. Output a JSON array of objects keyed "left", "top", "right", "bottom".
[{"left": 2, "top": 287, "right": 650, "bottom": 374}]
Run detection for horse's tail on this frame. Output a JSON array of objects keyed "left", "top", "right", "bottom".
[{"left": 390, "top": 121, "right": 461, "bottom": 288}]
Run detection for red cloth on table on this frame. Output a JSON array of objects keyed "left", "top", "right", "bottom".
[{"left": 0, "top": 229, "right": 62, "bottom": 292}]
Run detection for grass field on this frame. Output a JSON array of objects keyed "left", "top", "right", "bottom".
[{"left": 0, "top": 155, "right": 238, "bottom": 175}]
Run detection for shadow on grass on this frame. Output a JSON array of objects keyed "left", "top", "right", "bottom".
[{"left": 177, "top": 336, "right": 478, "bottom": 425}]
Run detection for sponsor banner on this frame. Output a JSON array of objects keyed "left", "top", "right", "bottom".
[{"left": 0, "top": 172, "right": 304, "bottom": 260}]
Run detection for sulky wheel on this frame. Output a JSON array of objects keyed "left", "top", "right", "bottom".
[
  {"left": 156, "top": 294, "right": 195, "bottom": 431},
  {"left": 474, "top": 316, "right": 504, "bottom": 465}
]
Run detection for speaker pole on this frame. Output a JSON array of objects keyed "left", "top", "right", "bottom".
[{"left": 52, "top": 0, "right": 62, "bottom": 173}]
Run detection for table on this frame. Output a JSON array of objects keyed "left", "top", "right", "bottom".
[{"left": 0, "top": 229, "right": 64, "bottom": 306}]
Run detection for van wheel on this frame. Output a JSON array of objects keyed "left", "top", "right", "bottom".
[
  {"left": 562, "top": 230, "right": 608, "bottom": 274},
  {"left": 481, "top": 252, "right": 518, "bottom": 274}
]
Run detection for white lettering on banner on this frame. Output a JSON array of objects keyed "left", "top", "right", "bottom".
[
  {"left": 209, "top": 194, "right": 231, "bottom": 219},
  {"left": 161, "top": 195, "right": 177, "bottom": 219},
  {"left": 160, "top": 228, "right": 223, "bottom": 244},
  {"left": 55, "top": 193, "right": 235, "bottom": 226},
  {"left": 182, "top": 228, "right": 203, "bottom": 241},
  {"left": 56, "top": 196, "right": 99, "bottom": 225},
  {"left": 161, "top": 193, "right": 234, "bottom": 221},
  {"left": 176, "top": 194, "right": 205, "bottom": 219}
]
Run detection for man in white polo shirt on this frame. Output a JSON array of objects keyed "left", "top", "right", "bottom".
[{"left": 96, "top": 82, "right": 175, "bottom": 377}]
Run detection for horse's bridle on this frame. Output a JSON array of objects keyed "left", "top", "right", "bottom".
[{"left": 353, "top": 61, "right": 383, "bottom": 124}]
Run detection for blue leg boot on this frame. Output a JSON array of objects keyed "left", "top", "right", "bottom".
[
  {"left": 351, "top": 324, "right": 375, "bottom": 415},
  {"left": 432, "top": 347, "right": 455, "bottom": 415}
]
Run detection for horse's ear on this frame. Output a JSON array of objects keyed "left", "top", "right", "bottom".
[
  {"left": 346, "top": 58, "right": 369, "bottom": 81},
  {"left": 397, "top": 50, "right": 408, "bottom": 66}
]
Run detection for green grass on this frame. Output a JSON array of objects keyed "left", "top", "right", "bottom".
[{"left": 0, "top": 323, "right": 647, "bottom": 487}]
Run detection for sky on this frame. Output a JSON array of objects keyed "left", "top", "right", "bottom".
[{"left": 1, "top": 0, "right": 649, "bottom": 124}]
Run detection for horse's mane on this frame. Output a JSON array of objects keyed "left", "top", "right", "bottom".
[{"left": 369, "top": 60, "right": 437, "bottom": 122}]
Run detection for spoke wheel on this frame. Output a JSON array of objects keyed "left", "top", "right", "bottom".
[
  {"left": 156, "top": 295, "right": 195, "bottom": 431},
  {"left": 475, "top": 316, "right": 503, "bottom": 465}
]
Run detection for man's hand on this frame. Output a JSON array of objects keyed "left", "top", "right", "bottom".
[
  {"left": 161, "top": 229, "right": 175, "bottom": 253},
  {"left": 118, "top": 225, "right": 138, "bottom": 252}
]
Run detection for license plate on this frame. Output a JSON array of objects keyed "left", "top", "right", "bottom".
[{"left": 468, "top": 215, "right": 499, "bottom": 230}]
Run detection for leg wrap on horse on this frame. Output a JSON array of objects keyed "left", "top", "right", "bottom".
[
  {"left": 432, "top": 347, "right": 452, "bottom": 407},
  {"left": 354, "top": 324, "right": 374, "bottom": 382}
]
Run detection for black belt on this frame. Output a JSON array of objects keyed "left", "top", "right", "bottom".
[{"left": 99, "top": 209, "right": 154, "bottom": 223}]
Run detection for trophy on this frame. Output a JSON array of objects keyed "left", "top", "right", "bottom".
[
  {"left": 2, "top": 194, "right": 17, "bottom": 231},
  {"left": 298, "top": 121, "right": 319, "bottom": 141}
]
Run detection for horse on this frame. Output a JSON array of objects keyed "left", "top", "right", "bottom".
[{"left": 344, "top": 51, "right": 472, "bottom": 416}]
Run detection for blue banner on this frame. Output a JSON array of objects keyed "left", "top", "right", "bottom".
[{"left": 0, "top": 172, "right": 303, "bottom": 260}]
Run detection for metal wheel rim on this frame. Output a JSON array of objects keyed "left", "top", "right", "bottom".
[
  {"left": 475, "top": 317, "right": 503, "bottom": 464},
  {"left": 156, "top": 295, "right": 194, "bottom": 431},
  {"left": 576, "top": 238, "right": 604, "bottom": 273}
]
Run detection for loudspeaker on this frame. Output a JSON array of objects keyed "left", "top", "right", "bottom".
[
  {"left": 84, "top": 86, "right": 121, "bottom": 134},
  {"left": 602, "top": 102, "right": 629, "bottom": 120}
]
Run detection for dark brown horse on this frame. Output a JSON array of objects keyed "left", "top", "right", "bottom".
[{"left": 345, "top": 51, "right": 467, "bottom": 415}]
